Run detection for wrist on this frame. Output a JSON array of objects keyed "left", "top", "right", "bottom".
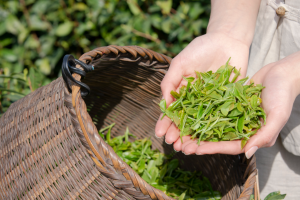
[
  {"left": 207, "top": 0, "right": 261, "bottom": 47},
  {"left": 207, "top": 23, "right": 252, "bottom": 48}
]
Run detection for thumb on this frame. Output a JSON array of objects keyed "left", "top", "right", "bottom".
[
  {"left": 161, "top": 57, "right": 184, "bottom": 106},
  {"left": 244, "top": 107, "right": 290, "bottom": 159}
]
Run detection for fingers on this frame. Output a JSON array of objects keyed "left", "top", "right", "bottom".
[
  {"left": 156, "top": 57, "right": 185, "bottom": 139},
  {"left": 178, "top": 139, "right": 243, "bottom": 155},
  {"left": 194, "top": 140, "right": 243, "bottom": 155},
  {"left": 244, "top": 108, "right": 289, "bottom": 159},
  {"left": 173, "top": 136, "right": 192, "bottom": 152},
  {"left": 182, "top": 140, "right": 204, "bottom": 155},
  {"left": 183, "top": 142, "right": 199, "bottom": 155},
  {"left": 156, "top": 58, "right": 183, "bottom": 139},
  {"left": 165, "top": 123, "right": 180, "bottom": 144},
  {"left": 155, "top": 113, "right": 172, "bottom": 138},
  {"left": 181, "top": 139, "right": 197, "bottom": 153},
  {"left": 161, "top": 57, "right": 183, "bottom": 106}
]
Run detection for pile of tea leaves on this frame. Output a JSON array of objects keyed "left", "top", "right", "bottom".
[
  {"left": 99, "top": 123, "right": 221, "bottom": 200},
  {"left": 250, "top": 191, "right": 286, "bottom": 200},
  {"left": 159, "top": 59, "right": 266, "bottom": 149}
]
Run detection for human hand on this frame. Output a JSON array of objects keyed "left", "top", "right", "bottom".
[
  {"left": 179, "top": 52, "right": 300, "bottom": 158},
  {"left": 155, "top": 31, "right": 250, "bottom": 145}
]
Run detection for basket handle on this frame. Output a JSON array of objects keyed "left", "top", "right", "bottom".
[
  {"left": 62, "top": 54, "right": 94, "bottom": 97},
  {"left": 254, "top": 169, "right": 260, "bottom": 200}
]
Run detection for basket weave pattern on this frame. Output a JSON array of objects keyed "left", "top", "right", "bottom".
[
  {"left": 0, "top": 46, "right": 257, "bottom": 200},
  {"left": 0, "top": 79, "right": 116, "bottom": 199}
]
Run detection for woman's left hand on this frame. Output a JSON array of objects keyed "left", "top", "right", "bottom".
[{"left": 178, "top": 52, "right": 300, "bottom": 158}]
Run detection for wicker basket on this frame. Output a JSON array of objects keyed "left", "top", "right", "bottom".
[{"left": 0, "top": 45, "right": 259, "bottom": 200}]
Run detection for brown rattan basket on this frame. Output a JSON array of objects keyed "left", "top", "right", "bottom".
[{"left": 0, "top": 45, "right": 259, "bottom": 200}]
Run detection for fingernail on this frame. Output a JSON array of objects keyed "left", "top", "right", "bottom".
[
  {"left": 165, "top": 140, "right": 171, "bottom": 145},
  {"left": 245, "top": 146, "right": 258, "bottom": 159},
  {"left": 183, "top": 152, "right": 190, "bottom": 155},
  {"left": 155, "top": 134, "right": 162, "bottom": 138},
  {"left": 196, "top": 152, "right": 202, "bottom": 155},
  {"left": 173, "top": 148, "right": 179, "bottom": 152}
]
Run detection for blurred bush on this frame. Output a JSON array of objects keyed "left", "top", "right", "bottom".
[{"left": 0, "top": 0, "right": 210, "bottom": 116}]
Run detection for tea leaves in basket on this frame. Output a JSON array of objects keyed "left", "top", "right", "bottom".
[
  {"left": 159, "top": 58, "right": 266, "bottom": 149},
  {"left": 249, "top": 191, "right": 286, "bottom": 200},
  {"left": 263, "top": 191, "right": 286, "bottom": 200},
  {"left": 99, "top": 125, "right": 221, "bottom": 200}
]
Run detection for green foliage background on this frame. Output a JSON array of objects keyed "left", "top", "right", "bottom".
[{"left": 0, "top": 0, "right": 211, "bottom": 116}]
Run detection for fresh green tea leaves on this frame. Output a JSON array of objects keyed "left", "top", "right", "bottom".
[
  {"left": 101, "top": 125, "right": 221, "bottom": 200},
  {"left": 250, "top": 191, "right": 286, "bottom": 200},
  {"left": 171, "top": 90, "right": 181, "bottom": 99},
  {"left": 264, "top": 191, "right": 286, "bottom": 200},
  {"left": 160, "top": 99, "right": 167, "bottom": 112},
  {"left": 159, "top": 58, "right": 266, "bottom": 148},
  {"left": 241, "top": 138, "right": 247, "bottom": 149},
  {"left": 237, "top": 114, "right": 245, "bottom": 133},
  {"left": 138, "top": 159, "right": 146, "bottom": 174},
  {"left": 220, "top": 101, "right": 232, "bottom": 116},
  {"left": 183, "top": 76, "right": 195, "bottom": 83},
  {"left": 251, "top": 95, "right": 258, "bottom": 109}
]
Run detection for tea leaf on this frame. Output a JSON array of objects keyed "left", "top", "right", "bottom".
[
  {"left": 155, "top": 153, "right": 164, "bottom": 166},
  {"left": 237, "top": 114, "right": 245, "bottom": 133},
  {"left": 159, "top": 99, "right": 167, "bottom": 112},
  {"left": 150, "top": 166, "right": 159, "bottom": 184},
  {"left": 222, "top": 132, "right": 238, "bottom": 140},
  {"left": 138, "top": 159, "right": 146, "bottom": 174},
  {"left": 236, "top": 77, "right": 249, "bottom": 85},
  {"left": 264, "top": 191, "right": 286, "bottom": 200},
  {"left": 251, "top": 95, "right": 258, "bottom": 109},
  {"left": 173, "top": 111, "right": 180, "bottom": 126},
  {"left": 208, "top": 91, "right": 222, "bottom": 99},
  {"left": 237, "top": 102, "right": 244, "bottom": 112},
  {"left": 185, "top": 107, "right": 196, "bottom": 115},
  {"left": 178, "top": 190, "right": 187, "bottom": 200},
  {"left": 228, "top": 108, "right": 243, "bottom": 117},
  {"left": 170, "top": 90, "right": 181, "bottom": 99},
  {"left": 241, "top": 138, "right": 247, "bottom": 149},
  {"left": 220, "top": 101, "right": 232, "bottom": 116},
  {"left": 183, "top": 76, "right": 195, "bottom": 83},
  {"left": 235, "top": 82, "right": 244, "bottom": 95}
]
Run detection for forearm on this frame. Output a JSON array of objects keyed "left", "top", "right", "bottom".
[{"left": 207, "top": 0, "right": 261, "bottom": 47}]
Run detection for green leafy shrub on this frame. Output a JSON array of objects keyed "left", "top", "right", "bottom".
[{"left": 0, "top": 0, "right": 210, "bottom": 116}]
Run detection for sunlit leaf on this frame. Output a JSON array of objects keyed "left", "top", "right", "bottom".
[
  {"left": 55, "top": 21, "right": 73, "bottom": 37},
  {"left": 127, "top": 0, "right": 141, "bottom": 15},
  {"left": 5, "top": 14, "right": 25, "bottom": 35},
  {"left": 36, "top": 58, "right": 51, "bottom": 75},
  {"left": 156, "top": 0, "right": 172, "bottom": 15},
  {"left": 264, "top": 191, "right": 286, "bottom": 200}
]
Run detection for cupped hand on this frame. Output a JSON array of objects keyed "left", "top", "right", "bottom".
[
  {"left": 180, "top": 53, "right": 300, "bottom": 158},
  {"left": 155, "top": 32, "right": 250, "bottom": 147}
]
